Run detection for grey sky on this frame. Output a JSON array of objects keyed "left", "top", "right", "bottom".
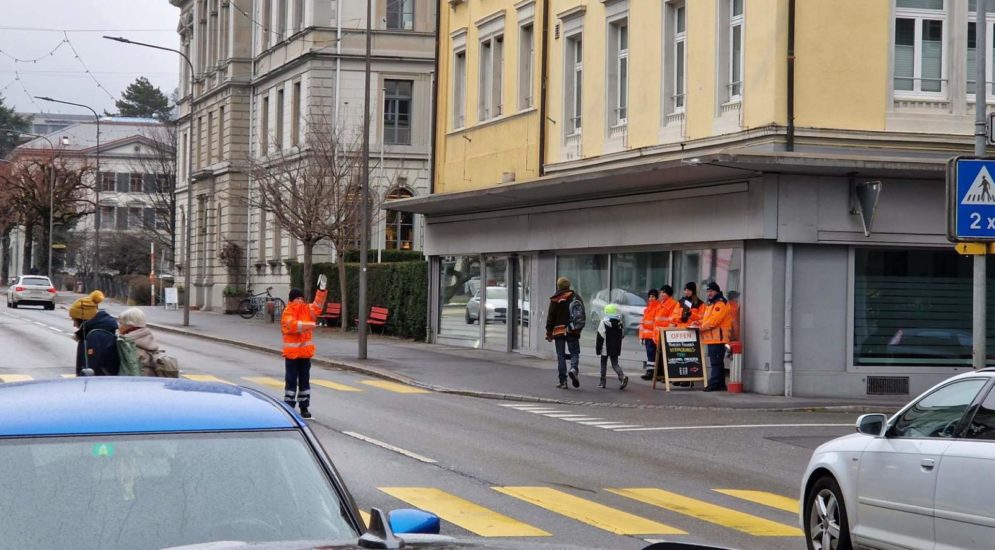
[{"left": 0, "top": 0, "right": 180, "bottom": 116}]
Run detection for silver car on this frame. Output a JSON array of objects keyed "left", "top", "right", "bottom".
[{"left": 6, "top": 275, "right": 57, "bottom": 310}]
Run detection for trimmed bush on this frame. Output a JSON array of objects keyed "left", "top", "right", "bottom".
[
  {"left": 291, "top": 261, "right": 427, "bottom": 340},
  {"left": 127, "top": 277, "right": 151, "bottom": 306},
  {"left": 342, "top": 249, "right": 424, "bottom": 263}
]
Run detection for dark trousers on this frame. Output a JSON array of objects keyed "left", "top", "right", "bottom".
[
  {"left": 600, "top": 355, "right": 625, "bottom": 383},
  {"left": 554, "top": 336, "right": 580, "bottom": 383},
  {"left": 644, "top": 340, "right": 657, "bottom": 371},
  {"left": 707, "top": 344, "right": 727, "bottom": 389},
  {"left": 285, "top": 357, "right": 312, "bottom": 408}
]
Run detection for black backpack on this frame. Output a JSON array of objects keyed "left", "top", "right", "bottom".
[{"left": 567, "top": 294, "right": 586, "bottom": 332}]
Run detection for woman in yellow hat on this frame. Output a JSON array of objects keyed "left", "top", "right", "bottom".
[{"left": 69, "top": 290, "right": 120, "bottom": 376}]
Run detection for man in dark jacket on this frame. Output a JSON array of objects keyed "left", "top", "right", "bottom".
[
  {"left": 546, "top": 277, "right": 582, "bottom": 389},
  {"left": 70, "top": 291, "right": 120, "bottom": 376}
]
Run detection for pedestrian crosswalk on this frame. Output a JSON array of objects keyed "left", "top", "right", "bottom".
[
  {"left": 372, "top": 485, "right": 802, "bottom": 539},
  {"left": 499, "top": 402, "right": 646, "bottom": 431},
  {"left": 0, "top": 373, "right": 428, "bottom": 395}
]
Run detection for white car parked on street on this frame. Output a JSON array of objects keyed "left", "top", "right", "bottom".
[
  {"left": 800, "top": 369, "right": 995, "bottom": 550},
  {"left": 6, "top": 275, "right": 57, "bottom": 310}
]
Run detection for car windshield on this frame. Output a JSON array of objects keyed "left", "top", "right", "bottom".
[
  {"left": 19, "top": 277, "right": 51, "bottom": 287},
  {"left": 0, "top": 431, "right": 357, "bottom": 550}
]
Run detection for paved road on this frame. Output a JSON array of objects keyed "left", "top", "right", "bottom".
[{"left": 1, "top": 300, "right": 859, "bottom": 549}]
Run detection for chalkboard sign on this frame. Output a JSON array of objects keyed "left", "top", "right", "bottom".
[{"left": 653, "top": 328, "right": 708, "bottom": 391}]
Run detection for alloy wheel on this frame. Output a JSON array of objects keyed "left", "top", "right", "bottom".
[{"left": 809, "top": 488, "right": 842, "bottom": 550}]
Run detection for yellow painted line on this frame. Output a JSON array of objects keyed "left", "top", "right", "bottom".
[
  {"left": 61, "top": 374, "right": 76, "bottom": 378},
  {"left": 182, "top": 374, "right": 235, "bottom": 385},
  {"left": 494, "top": 487, "right": 684, "bottom": 536},
  {"left": 311, "top": 379, "right": 364, "bottom": 392},
  {"left": 609, "top": 488, "right": 802, "bottom": 537},
  {"left": 379, "top": 487, "right": 549, "bottom": 537},
  {"left": 361, "top": 379, "right": 429, "bottom": 394},
  {"left": 714, "top": 489, "right": 799, "bottom": 514},
  {"left": 359, "top": 510, "right": 371, "bottom": 528},
  {"left": 243, "top": 376, "right": 285, "bottom": 388},
  {"left": 0, "top": 374, "right": 33, "bottom": 383}
]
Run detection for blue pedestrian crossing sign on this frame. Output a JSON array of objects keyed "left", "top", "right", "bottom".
[{"left": 948, "top": 158, "right": 995, "bottom": 241}]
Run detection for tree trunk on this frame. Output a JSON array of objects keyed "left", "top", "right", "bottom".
[
  {"left": 338, "top": 252, "right": 349, "bottom": 332},
  {"left": 302, "top": 241, "right": 314, "bottom": 299},
  {"left": 1, "top": 227, "right": 9, "bottom": 284},
  {"left": 39, "top": 220, "right": 50, "bottom": 275},
  {"left": 22, "top": 223, "right": 33, "bottom": 275}
]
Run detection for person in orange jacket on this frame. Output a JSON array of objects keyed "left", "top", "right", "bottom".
[
  {"left": 643, "top": 285, "right": 680, "bottom": 380},
  {"left": 673, "top": 282, "right": 705, "bottom": 328},
  {"left": 699, "top": 281, "right": 734, "bottom": 392},
  {"left": 638, "top": 289, "right": 661, "bottom": 375},
  {"left": 727, "top": 290, "right": 741, "bottom": 342},
  {"left": 281, "top": 274, "right": 329, "bottom": 418}
]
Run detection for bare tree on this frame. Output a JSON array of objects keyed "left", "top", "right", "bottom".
[
  {"left": 129, "top": 123, "right": 176, "bottom": 269},
  {"left": 247, "top": 118, "right": 383, "bottom": 330}
]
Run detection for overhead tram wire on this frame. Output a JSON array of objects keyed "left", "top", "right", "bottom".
[
  {"left": 12, "top": 70, "right": 46, "bottom": 113},
  {"left": 0, "top": 38, "right": 69, "bottom": 64},
  {"left": 62, "top": 32, "right": 116, "bottom": 102},
  {"left": 0, "top": 26, "right": 174, "bottom": 33}
]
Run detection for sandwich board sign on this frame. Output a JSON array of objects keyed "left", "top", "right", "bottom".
[
  {"left": 653, "top": 328, "right": 709, "bottom": 391},
  {"left": 947, "top": 157, "right": 995, "bottom": 241},
  {"left": 164, "top": 287, "right": 179, "bottom": 310}
]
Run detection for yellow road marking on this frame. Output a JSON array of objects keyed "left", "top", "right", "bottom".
[
  {"left": 714, "top": 489, "right": 799, "bottom": 514},
  {"left": 311, "top": 379, "right": 363, "bottom": 392},
  {"left": 0, "top": 374, "right": 33, "bottom": 383},
  {"left": 359, "top": 510, "right": 371, "bottom": 528},
  {"left": 609, "top": 488, "right": 802, "bottom": 537},
  {"left": 182, "top": 374, "right": 234, "bottom": 384},
  {"left": 61, "top": 374, "right": 76, "bottom": 378},
  {"left": 379, "top": 487, "right": 549, "bottom": 537},
  {"left": 243, "top": 376, "right": 285, "bottom": 388},
  {"left": 361, "top": 380, "right": 429, "bottom": 394},
  {"left": 494, "top": 487, "right": 684, "bottom": 536}
]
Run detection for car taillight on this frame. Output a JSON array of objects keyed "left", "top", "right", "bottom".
[
  {"left": 14, "top": 286, "right": 24, "bottom": 292},
  {"left": 47, "top": 287, "right": 57, "bottom": 294}
]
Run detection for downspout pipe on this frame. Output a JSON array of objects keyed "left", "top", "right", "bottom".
[
  {"left": 786, "top": 0, "right": 796, "bottom": 152},
  {"left": 429, "top": 1, "right": 441, "bottom": 195},
  {"left": 334, "top": 0, "right": 342, "bottom": 128},
  {"left": 537, "top": 0, "right": 550, "bottom": 176},
  {"left": 784, "top": 243, "right": 794, "bottom": 397}
]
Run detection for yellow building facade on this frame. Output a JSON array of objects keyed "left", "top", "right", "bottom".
[{"left": 396, "top": 0, "right": 993, "bottom": 399}]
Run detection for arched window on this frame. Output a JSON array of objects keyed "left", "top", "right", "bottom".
[{"left": 385, "top": 188, "right": 415, "bottom": 250}]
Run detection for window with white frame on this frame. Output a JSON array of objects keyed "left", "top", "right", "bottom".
[
  {"left": 519, "top": 22, "right": 535, "bottom": 110},
  {"left": 607, "top": 18, "right": 629, "bottom": 126},
  {"left": 565, "top": 32, "right": 583, "bottom": 135},
  {"left": 673, "top": 2, "right": 687, "bottom": 111},
  {"left": 478, "top": 33, "right": 504, "bottom": 121},
  {"left": 729, "top": 0, "right": 744, "bottom": 100},
  {"left": 966, "top": 4, "right": 994, "bottom": 97},
  {"left": 894, "top": 0, "right": 945, "bottom": 96},
  {"left": 384, "top": 79, "right": 413, "bottom": 145},
  {"left": 387, "top": 0, "right": 415, "bottom": 31},
  {"left": 453, "top": 48, "right": 467, "bottom": 128}
]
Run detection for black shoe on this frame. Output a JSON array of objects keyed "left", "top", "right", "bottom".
[
  {"left": 300, "top": 406, "right": 312, "bottom": 418},
  {"left": 598, "top": 381, "right": 606, "bottom": 389},
  {"left": 568, "top": 370, "right": 580, "bottom": 388},
  {"left": 619, "top": 376, "right": 629, "bottom": 390},
  {"left": 640, "top": 372, "right": 653, "bottom": 380},
  {"left": 556, "top": 382, "right": 568, "bottom": 389},
  {"left": 703, "top": 386, "right": 726, "bottom": 393}
]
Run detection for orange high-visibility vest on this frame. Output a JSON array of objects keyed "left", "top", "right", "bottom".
[
  {"left": 701, "top": 298, "right": 734, "bottom": 345},
  {"left": 653, "top": 297, "right": 680, "bottom": 342},
  {"left": 672, "top": 298, "right": 705, "bottom": 329},
  {"left": 639, "top": 299, "right": 660, "bottom": 341},
  {"left": 281, "top": 289, "right": 328, "bottom": 359}
]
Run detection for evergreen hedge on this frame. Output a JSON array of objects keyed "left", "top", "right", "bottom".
[
  {"left": 291, "top": 261, "right": 428, "bottom": 340},
  {"left": 341, "top": 249, "right": 424, "bottom": 263}
]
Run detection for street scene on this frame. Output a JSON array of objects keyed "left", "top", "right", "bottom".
[{"left": 3, "top": 1, "right": 995, "bottom": 550}]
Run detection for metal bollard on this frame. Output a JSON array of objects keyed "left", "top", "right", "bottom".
[{"left": 727, "top": 341, "right": 743, "bottom": 393}]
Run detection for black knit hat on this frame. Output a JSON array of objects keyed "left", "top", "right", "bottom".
[
  {"left": 660, "top": 285, "right": 674, "bottom": 297},
  {"left": 647, "top": 288, "right": 659, "bottom": 299},
  {"left": 706, "top": 281, "right": 721, "bottom": 293},
  {"left": 684, "top": 282, "right": 697, "bottom": 294},
  {"left": 288, "top": 288, "right": 305, "bottom": 302}
]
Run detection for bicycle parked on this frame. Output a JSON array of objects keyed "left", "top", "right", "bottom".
[{"left": 237, "top": 286, "right": 286, "bottom": 320}]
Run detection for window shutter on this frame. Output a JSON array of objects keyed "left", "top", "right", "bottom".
[
  {"left": 144, "top": 208, "right": 155, "bottom": 229},
  {"left": 143, "top": 174, "right": 155, "bottom": 194},
  {"left": 116, "top": 207, "right": 128, "bottom": 230},
  {"left": 116, "top": 173, "right": 129, "bottom": 193}
]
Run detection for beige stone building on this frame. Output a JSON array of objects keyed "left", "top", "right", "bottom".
[{"left": 170, "top": 0, "right": 435, "bottom": 309}]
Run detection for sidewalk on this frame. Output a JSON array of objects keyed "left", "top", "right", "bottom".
[{"left": 53, "top": 291, "right": 907, "bottom": 411}]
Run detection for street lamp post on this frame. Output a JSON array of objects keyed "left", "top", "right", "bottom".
[
  {"left": 104, "top": 36, "right": 195, "bottom": 326},
  {"left": 35, "top": 97, "right": 100, "bottom": 289}
]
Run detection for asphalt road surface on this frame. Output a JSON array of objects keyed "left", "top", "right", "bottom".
[{"left": 1, "top": 300, "right": 859, "bottom": 549}]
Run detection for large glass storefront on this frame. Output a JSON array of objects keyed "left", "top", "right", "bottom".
[{"left": 853, "top": 248, "right": 995, "bottom": 368}]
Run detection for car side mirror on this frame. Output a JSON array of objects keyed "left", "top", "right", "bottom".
[
  {"left": 856, "top": 413, "right": 888, "bottom": 437},
  {"left": 389, "top": 508, "right": 441, "bottom": 535}
]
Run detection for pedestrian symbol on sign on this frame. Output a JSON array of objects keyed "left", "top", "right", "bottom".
[{"left": 961, "top": 166, "right": 995, "bottom": 205}]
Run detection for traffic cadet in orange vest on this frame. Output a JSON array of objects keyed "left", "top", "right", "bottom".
[
  {"left": 281, "top": 274, "right": 329, "bottom": 418},
  {"left": 642, "top": 285, "right": 681, "bottom": 380},
  {"left": 672, "top": 282, "right": 705, "bottom": 328},
  {"left": 699, "top": 281, "right": 735, "bottom": 392},
  {"left": 638, "top": 289, "right": 661, "bottom": 377},
  {"left": 727, "top": 290, "right": 741, "bottom": 342}
]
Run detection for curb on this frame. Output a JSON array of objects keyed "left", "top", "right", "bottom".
[{"left": 146, "top": 321, "right": 896, "bottom": 413}]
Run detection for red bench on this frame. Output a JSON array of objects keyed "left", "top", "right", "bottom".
[
  {"left": 356, "top": 306, "right": 390, "bottom": 333},
  {"left": 317, "top": 302, "right": 342, "bottom": 327}
]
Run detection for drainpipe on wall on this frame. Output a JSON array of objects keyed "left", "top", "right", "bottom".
[
  {"left": 537, "top": 0, "right": 550, "bottom": 175},
  {"left": 429, "top": 2, "right": 440, "bottom": 195},
  {"left": 786, "top": 0, "right": 796, "bottom": 152},
  {"left": 334, "top": 0, "right": 342, "bottom": 129},
  {"left": 784, "top": 243, "right": 794, "bottom": 397}
]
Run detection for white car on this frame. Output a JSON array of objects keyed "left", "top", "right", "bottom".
[
  {"left": 6, "top": 275, "right": 57, "bottom": 310},
  {"left": 800, "top": 369, "right": 995, "bottom": 550}
]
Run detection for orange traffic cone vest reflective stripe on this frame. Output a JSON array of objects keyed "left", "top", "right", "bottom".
[
  {"left": 639, "top": 299, "right": 660, "bottom": 341},
  {"left": 671, "top": 299, "right": 704, "bottom": 329},
  {"left": 701, "top": 297, "right": 734, "bottom": 344},
  {"left": 281, "top": 289, "right": 328, "bottom": 359},
  {"left": 653, "top": 297, "right": 680, "bottom": 342}
]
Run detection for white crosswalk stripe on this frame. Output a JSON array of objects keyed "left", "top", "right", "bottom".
[{"left": 500, "top": 402, "right": 644, "bottom": 431}]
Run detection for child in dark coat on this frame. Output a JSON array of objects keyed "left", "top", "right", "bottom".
[{"left": 595, "top": 304, "right": 629, "bottom": 389}]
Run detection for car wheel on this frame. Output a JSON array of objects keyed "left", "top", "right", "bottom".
[
  {"left": 10, "top": 300, "right": 16, "bottom": 309},
  {"left": 45, "top": 303, "right": 55, "bottom": 311},
  {"left": 805, "top": 475, "right": 852, "bottom": 550},
  {"left": 465, "top": 310, "right": 474, "bottom": 324}
]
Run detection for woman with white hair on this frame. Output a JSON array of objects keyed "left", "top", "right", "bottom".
[{"left": 118, "top": 307, "right": 161, "bottom": 376}]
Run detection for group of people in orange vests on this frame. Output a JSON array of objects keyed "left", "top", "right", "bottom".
[{"left": 637, "top": 281, "right": 740, "bottom": 392}]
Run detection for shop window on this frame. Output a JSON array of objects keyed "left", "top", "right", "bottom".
[
  {"left": 556, "top": 254, "right": 609, "bottom": 346},
  {"left": 610, "top": 252, "right": 670, "bottom": 357},
  {"left": 385, "top": 188, "right": 415, "bottom": 250},
  {"left": 439, "top": 255, "right": 481, "bottom": 340},
  {"left": 854, "top": 248, "right": 995, "bottom": 368}
]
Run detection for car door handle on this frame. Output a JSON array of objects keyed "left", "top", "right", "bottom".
[{"left": 921, "top": 458, "right": 936, "bottom": 471}]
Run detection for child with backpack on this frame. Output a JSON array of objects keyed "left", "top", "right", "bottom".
[{"left": 595, "top": 304, "right": 629, "bottom": 389}]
